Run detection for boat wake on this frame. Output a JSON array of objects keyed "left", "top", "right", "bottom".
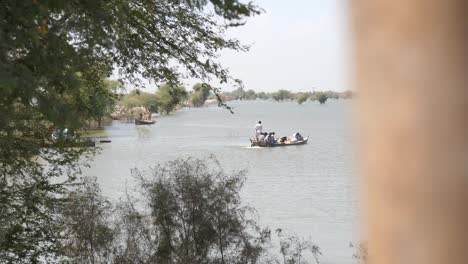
[{"left": 243, "top": 146, "right": 265, "bottom": 150}]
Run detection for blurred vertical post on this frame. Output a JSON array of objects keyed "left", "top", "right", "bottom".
[{"left": 351, "top": 1, "right": 468, "bottom": 264}]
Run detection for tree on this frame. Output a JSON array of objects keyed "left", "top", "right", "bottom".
[
  {"left": 272, "top": 90, "right": 292, "bottom": 101},
  {"left": 79, "top": 66, "right": 122, "bottom": 127},
  {"left": 156, "top": 84, "right": 188, "bottom": 114},
  {"left": 256, "top": 91, "right": 270, "bottom": 100},
  {"left": 296, "top": 93, "right": 310, "bottom": 104},
  {"left": 60, "top": 177, "right": 115, "bottom": 263},
  {"left": 276, "top": 229, "right": 322, "bottom": 264},
  {"left": 47, "top": 157, "right": 321, "bottom": 263},
  {"left": 0, "top": 0, "right": 260, "bottom": 261},
  {"left": 131, "top": 157, "right": 271, "bottom": 263},
  {"left": 191, "top": 83, "right": 211, "bottom": 107},
  {"left": 245, "top": 89, "right": 258, "bottom": 100},
  {"left": 231, "top": 87, "right": 247, "bottom": 100},
  {"left": 0, "top": 109, "right": 94, "bottom": 262},
  {"left": 140, "top": 93, "right": 160, "bottom": 114},
  {"left": 315, "top": 92, "right": 329, "bottom": 104}
]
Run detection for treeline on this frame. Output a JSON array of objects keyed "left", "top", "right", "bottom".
[
  {"left": 116, "top": 84, "right": 354, "bottom": 119},
  {"left": 118, "top": 83, "right": 188, "bottom": 115},
  {"left": 219, "top": 88, "right": 354, "bottom": 104},
  {"left": 116, "top": 83, "right": 212, "bottom": 118}
]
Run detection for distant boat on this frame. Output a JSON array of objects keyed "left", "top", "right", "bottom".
[
  {"left": 135, "top": 119, "right": 156, "bottom": 125},
  {"left": 250, "top": 137, "right": 308, "bottom": 147}
]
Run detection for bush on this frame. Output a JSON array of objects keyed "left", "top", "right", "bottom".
[
  {"left": 58, "top": 157, "right": 322, "bottom": 263},
  {"left": 191, "top": 83, "right": 211, "bottom": 107},
  {"left": 130, "top": 157, "right": 270, "bottom": 263},
  {"left": 296, "top": 93, "right": 309, "bottom": 104},
  {"left": 314, "top": 92, "right": 328, "bottom": 104},
  {"left": 276, "top": 229, "right": 322, "bottom": 264},
  {"left": 272, "top": 90, "right": 292, "bottom": 101},
  {"left": 60, "top": 177, "right": 115, "bottom": 263}
]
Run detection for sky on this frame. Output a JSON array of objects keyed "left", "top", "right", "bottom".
[
  {"left": 127, "top": 0, "right": 351, "bottom": 93},
  {"left": 205, "top": 0, "right": 352, "bottom": 92}
]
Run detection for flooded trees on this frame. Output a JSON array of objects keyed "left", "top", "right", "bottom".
[
  {"left": 314, "top": 92, "right": 328, "bottom": 105},
  {"left": 191, "top": 83, "right": 212, "bottom": 107},
  {"left": 156, "top": 84, "right": 188, "bottom": 114}
]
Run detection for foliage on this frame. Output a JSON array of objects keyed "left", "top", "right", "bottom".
[
  {"left": 313, "top": 92, "right": 328, "bottom": 104},
  {"left": 50, "top": 157, "right": 325, "bottom": 264},
  {"left": 0, "top": 0, "right": 259, "bottom": 261},
  {"left": 156, "top": 84, "right": 188, "bottom": 114},
  {"left": 79, "top": 66, "right": 122, "bottom": 127},
  {"left": 112, "top": 195, "right": 159, "bottom": 263},
  {"left": 245, "top": 89, "right": 258, "bottom": 100},
  {"left": 217, "top": 89, "right": 351, "bottom": 104},
  {"left": 256, "top": 92, "right": 270, "bottom": 100},
  {"left": 139, "top": 93, "right": 160, "bottom": 114},
  {"left": 118, "top": 84, "right": 188, "bottom": 115},
  {"left": 119, "top": 95, "right": 143, "bottom": 110},
  {"left": 296, "top": 93, "right": 310, "bottom": 105},
  {"left": 0, "top": 103, "right": 95, "bottom": 262},
  {"left": 191, "top": 83, "right": 212, "bottom": 107},
  {"left": 231, "top": 87, "right": 247, "bottom": 100},
  {"left": 276, "top": 229, "right": 322, "bottom": 264},
  {"left": 133, "top": 157, "right": 271, "bottom": 263},
  {"left": 119, "top": 90, "right": 158, "bottom": 113},
  {"left": 60, "top": 177, "right": 114, "bottom": 263},
  {"left": 272, "top": 90, "right": 292, "bottom": 102}
]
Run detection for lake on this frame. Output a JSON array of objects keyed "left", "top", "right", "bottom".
[{"left": 83, "top": 100, "right": 358, "bottom": 264}]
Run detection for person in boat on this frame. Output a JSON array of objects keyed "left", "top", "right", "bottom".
[
  {"left": 254, "top": 121, "right": 263, "bottom": 139},
  {"left": 266, "top": 132, "right": 276, "bottom": 146},
  {"left": 289, "top": 132, "right": 302, "bottom": 142},
  {"left": 258, "top": 132, "right": 267, "bottom": 142},
  {"left": 295, "top": 132, "right": 303, "bottom": 141},
  {"left": 290, "top": 133, "right": 298, "bottom": 143},
  {"left": 139, "top": 113, "right": 143, "bottom": 120}
]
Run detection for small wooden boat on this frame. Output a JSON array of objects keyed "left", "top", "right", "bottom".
[
  {"left": 135, "top": 119, "right": 156, "bottom": 125},
  {"left": 250, "top": 137, "right": 308, "bottom": 147}
]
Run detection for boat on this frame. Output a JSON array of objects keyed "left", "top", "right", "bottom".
[
  {"left": 250, "top": 137, "right": 308, "bottom": 147},
  {"left": 135, "top": 119, "right": 156, "bottom": 125}
]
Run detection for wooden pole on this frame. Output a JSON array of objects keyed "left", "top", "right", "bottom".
[{"left": 351, "top": 1, "right": 468, "bottom": 263}]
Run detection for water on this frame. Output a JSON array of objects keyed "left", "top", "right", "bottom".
[{"left": 83, "top": 100, "right": 358, "bottom": 264}]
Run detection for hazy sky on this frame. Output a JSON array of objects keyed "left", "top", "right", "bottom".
[
  {"left": 129, "top": 0, "right": 351, "bottom": 93},
  {"left": 208, "top": 0, "right": 351, "bottom": 92}
]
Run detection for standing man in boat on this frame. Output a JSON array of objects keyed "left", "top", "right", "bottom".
[{"left": 254, "top": 121, "right": 263, "bottom": 139}]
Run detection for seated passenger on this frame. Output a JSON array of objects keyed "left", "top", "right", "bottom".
[
  {"left": 295, "top": 132, "right": 303, "bottom": 141},
  {"left": 290, "top": 133, "right": 298, "bottom": 143},
  {"left": 268, "top": 133, "right": 276, "bottom": 145}
]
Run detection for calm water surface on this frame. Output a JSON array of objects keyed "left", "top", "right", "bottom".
[{"left": 84, "top": 100, "right": 358, "bottom": 264}]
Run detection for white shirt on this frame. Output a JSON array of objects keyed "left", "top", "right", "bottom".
[{"left": 254, "top": 123, "right": 263, "bottom": 134}]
